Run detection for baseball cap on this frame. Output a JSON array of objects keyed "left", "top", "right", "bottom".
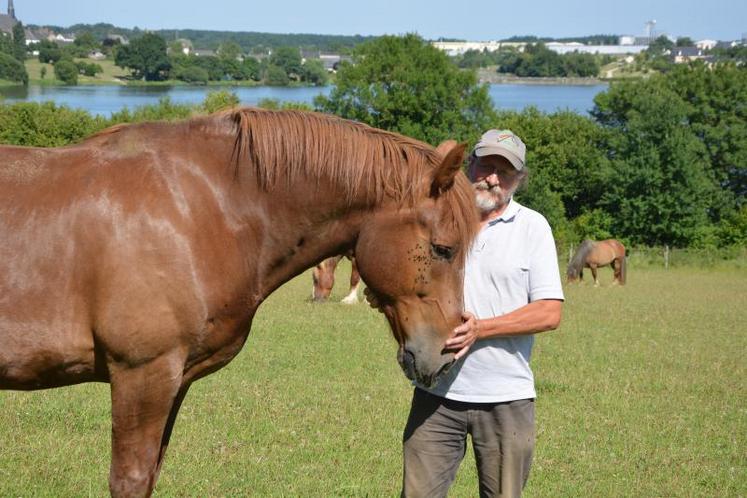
[{"left": 473, "top": 129, "right": 526, "bottom": 171}]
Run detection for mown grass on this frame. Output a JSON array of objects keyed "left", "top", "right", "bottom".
[
  {"left": 25, "top": 58, "right": 129, "bottom": 85},
  {"left": 0, "top": 262, "right": 745, "bottom": 497}
]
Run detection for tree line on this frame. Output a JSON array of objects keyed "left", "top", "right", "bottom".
[
  {"left": 0, "top": 21, "right": 28, "bottom": 84},
  {"left": 1, "top": 34, "right": 744, "bottom": 250}
]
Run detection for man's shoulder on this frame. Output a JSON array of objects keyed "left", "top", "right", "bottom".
[{"left": 514, "top": 201, "right": 552, "bottom": 228}]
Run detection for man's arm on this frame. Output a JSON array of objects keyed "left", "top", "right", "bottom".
[{"left": 445, "top": 299, "right": 562, "bottom": 360}]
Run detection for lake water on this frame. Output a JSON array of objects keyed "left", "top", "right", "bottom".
[{"left": 0, "top": 83, "right": 608, "bottom": 116}]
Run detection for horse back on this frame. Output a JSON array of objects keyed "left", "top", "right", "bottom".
[{"left": 0, "top": 136, "right": 254, "bottom": 389}]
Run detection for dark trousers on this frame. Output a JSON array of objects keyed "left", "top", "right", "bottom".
[{"left": 402, "top": 388, "right": 535, "bottom": 498}]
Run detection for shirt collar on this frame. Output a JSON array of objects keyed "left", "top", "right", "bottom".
[{"left": 486, "top": 198, "right": 521, "bottom": 226}]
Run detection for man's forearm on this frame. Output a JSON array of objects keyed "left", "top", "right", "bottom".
[{"left": 476, "top": 299, "right": 562, "bottom": 339}]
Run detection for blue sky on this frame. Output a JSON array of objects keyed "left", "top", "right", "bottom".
[{"left": 10, "top": 0, "right": 747, "bottom": 41}]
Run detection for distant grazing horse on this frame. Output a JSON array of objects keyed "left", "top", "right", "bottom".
[
  {"left": 312, "top": 252, "right": 361, "bottom": 303},
  {"left": 0, "top": 109, "right": 479, "bottom": 497},
  {"left": 567, "top": 239, "right": 626, "bottom": 286}
]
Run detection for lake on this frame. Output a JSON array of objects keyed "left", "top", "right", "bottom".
[{"left": 0, "top": 83, "right": 608, "bottom": 116}]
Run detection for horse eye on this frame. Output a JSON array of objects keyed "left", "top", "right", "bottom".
[{"left": 431, "top": 243, "right": 454, "bottom": 261}]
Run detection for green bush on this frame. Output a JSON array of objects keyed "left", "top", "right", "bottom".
[
  {"left": 0, "top": 51, "right": 28, "bottom": 84},
  {"left": 172, "top": 65, "right": 210, "bottom": 84},
  {"left": 256, "top": 98, "right": 313, "bottom": 111},
  {"left": 54, "top": 60, "right": 78, "bottom": 85},
  {"left": 108, "top": 97, "right": 193, "bottom": 124},
  {"left": 0, "top": 102, "right": 107, "bottom": 146},
  {"left": 202, "top": 90, "right": 240, "bottom": 114},
  {"left": 265, "top": 64, "right": 290, "bottom": 86}
]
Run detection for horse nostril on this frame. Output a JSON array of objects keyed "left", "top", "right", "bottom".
[{"left": 403, "top": 349, "right": 416, "bottom": 369}]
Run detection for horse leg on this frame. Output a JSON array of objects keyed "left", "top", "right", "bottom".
[
  {"left": 590, "top": 265, "right": 599, "bottom": 287},
  {"left": 108, "top": 351, "right": 186, "bottom": 498},
  {"left": 341, "top": 257, "right": 361, "bottom": 304},
  {"left": 611, "top": 260, "right": 620, "bottom": 286}
]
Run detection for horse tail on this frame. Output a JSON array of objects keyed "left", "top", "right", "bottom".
[{"left": 567, "top": 240, "right": 595, "bottom": 281}]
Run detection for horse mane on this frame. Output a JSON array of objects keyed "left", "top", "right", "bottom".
[
  {"left": 82, "top": 108, "right": 479, "bottom": 259},
  {"left": 217, "top": 107, "right": 479, "bottom": 257},
  {"left": 567, "top": 239, "right": 596, "bottom": 279}
]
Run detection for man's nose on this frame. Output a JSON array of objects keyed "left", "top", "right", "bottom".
[{"left": 485, "top": 172, "right": 500, "bottom": 187}]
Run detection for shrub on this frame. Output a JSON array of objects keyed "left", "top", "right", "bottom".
[
  {"left": 54, "top": 60, "right": 79, "bottom": 85},
  {"left": 0, "top": 51, "right": 28, "bottom": 84},
  {"left": 202, "top": 90, "right": 240, "bottom": 114}
]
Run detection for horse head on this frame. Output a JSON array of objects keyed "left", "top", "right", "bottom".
[{"left": 355, "top": 142, "right": 478, "bottom": 387}]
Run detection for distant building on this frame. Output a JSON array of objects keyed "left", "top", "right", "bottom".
[
  {"left": 431, "top": 40, "right": 524, "bottom": 56},
  {"left": 695, "top": 39, "right": 718, "bottom": 50},
  {"left": 0, "top": 0, "right": 18, "bottom": 35},
  {"left": 670, "top": 46, "right": 713, "bottom": 64},
  {"left": 318, "top": 53, "right": 351, "bottom": 72},
  {"left": 193, "top": 49, "right": 216, "bottom": 57},
  {"left": 105, "top": 34, "right": 129, "bottom": 46},
  {"left": 545, "top": 42, "right": 647, "bottom": 55}
]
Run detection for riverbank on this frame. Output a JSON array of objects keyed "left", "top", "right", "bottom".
[{"left": 477, "top": 68, "right": 605, "bottom": 85}]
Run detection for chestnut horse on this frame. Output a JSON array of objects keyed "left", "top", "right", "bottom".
[
  {"left": 0, "top": 109, "right": 478, "bottom": 497},
  {"left": 567, "top": 239, "right": 626, "bottom": 286},
  {"left": 312, "top": 252, "right": 361, "bottom": 303}
]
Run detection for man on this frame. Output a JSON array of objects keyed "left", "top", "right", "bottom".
[{"left": 402, "top": 130, "right": 564, "bottom": 498}]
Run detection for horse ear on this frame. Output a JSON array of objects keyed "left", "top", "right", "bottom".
[{"left": 430, "top": 142, "right": 467, "bottom": 197}]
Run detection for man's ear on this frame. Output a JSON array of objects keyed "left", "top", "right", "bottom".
[{"left": 430, "top": 142, "right": 467, "bottom": 197}]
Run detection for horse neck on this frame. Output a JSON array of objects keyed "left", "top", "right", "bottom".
[{"left": 225, "top": 164, "right": 377, "bottom": 302}]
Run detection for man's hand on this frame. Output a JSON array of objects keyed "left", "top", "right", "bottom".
[{"left": 444, "top": 312, "right": 480, "bottom": 360}]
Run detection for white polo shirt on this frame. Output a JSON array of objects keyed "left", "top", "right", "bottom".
[{"left": 423, "top": 199, "right": 564, "bottom": 403}]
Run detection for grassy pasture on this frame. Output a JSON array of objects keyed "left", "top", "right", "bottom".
[{"left": 0, "top": 262, "right": 745, "bottom": 496}]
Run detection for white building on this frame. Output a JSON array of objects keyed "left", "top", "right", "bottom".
[
  {"left": 545, "top": 42, "right": 648, "bottom": 55},
  {"left": 430, "top": 40, "right": 524, "bottom": 56},
  {"left": 695, "top": 39, "right": 718, "bottom": 50}
]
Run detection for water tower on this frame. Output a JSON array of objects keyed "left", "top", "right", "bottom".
[{"left": 645, "top": 20, "right": 657, "bottom": 42}]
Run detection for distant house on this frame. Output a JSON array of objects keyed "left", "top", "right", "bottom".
[
  {"left": 168, "top": 38, "right": 193, "bottom": 56},
  {"left": 48, "top": 33, "right": 75, "bottom": 44},
  {"left": 670, "top": 47, "right": 713, "bottom": 64},
  {"left": 319, "top": 54, "right": 351, "bottom": 72},
  {"left": 105, "top": 34, "right": 129, "bottom": 46},
  {"left": 88, "top": 50, "right": 106, "bottom": 60},
  {"left": 695, "top": 39, "right": 718, "bottom": 50},
  {"left": 193, "top": 49, "right": 216, "bottom": 57}
]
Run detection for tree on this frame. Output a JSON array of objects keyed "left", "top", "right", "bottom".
[
  {"left": 74, "top": 31, "right": 98, "bottom": 50},
  {"left": 115, "top": 33, "right": 171, "bottom": 81},
  {"left": 12, "top": 22, "right": 26, "bottom": 62},
  {"left": 301, "top": 59, "right": 328, "bottom": 86},
  {"left": 0, "top": 51, "right": 28, "bottom": 84},
  {"left": 218, "top": 41, "right": 242, "bottom": 62},
  {"left": 647, "top": 36, "right": 674, "bottom": 55},
  {"left": 315, "top": 33, "right": 495, "bottom": 144},
  {"left": 38, "top": 40, "right": 62, "bottom": 64},
  {"left": 592, "top": 79, "right": 717, "bottom": 246},
  {"left": 676, "top": 37, "right": 694, "bottom": 47},
  {"left": 264, "top": 64, "right": 289, "bottom": 86},
  {"left": 54, "top": 60, "right": 79, "bottom": 85},
  {"left": 269, "top": 46, "right": 303, "bottom": 81}
]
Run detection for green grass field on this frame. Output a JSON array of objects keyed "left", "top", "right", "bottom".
[
  {"left": 0, "top": 262, "right": 745, "bottom": 497},
  {"left": 25, "top": 58, "right": 129, "bottom": 85}
]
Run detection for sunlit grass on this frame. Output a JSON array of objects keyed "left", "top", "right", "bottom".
[{"left": 0, "top": 262, "right": 745, "bottom": 496}]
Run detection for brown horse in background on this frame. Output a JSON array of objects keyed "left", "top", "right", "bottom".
[
  {"left": 312, "top": 252, "right": 361, "bottom": 303},
  {"left": 0, "top": 108, "right": 479, "bottom": 497},
  {"left": 567, "top": 239, "right": 627, "bottom": 286}
]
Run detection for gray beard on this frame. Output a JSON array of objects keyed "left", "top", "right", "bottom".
[{"left": 474, "top": 181, "right": 512, "bottom": 215}]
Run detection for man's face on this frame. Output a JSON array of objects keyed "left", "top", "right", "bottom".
[{"left": 468, "top": 155, "right": 522, "bottom": 215}]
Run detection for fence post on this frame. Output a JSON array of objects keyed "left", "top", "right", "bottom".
[{"left": 664, "top": 245, "right": 669, "bottom": 269}]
